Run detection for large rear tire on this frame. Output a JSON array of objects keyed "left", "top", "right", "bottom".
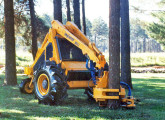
[{"left": 34, "top": 66, "right": 68, "bottom": 105}]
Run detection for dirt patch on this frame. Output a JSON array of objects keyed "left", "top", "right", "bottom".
[
  {"left": 0, "top": 65, "right": 4, "bottom": 68},
  {"left": 132, "top": 66, "right": 165, "bottom": 73},
  {"left": 153, "top": 66, "right": 165, "bottom": 69}
]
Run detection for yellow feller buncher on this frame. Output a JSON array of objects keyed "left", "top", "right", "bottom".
[{"left": 20, "top": 20, "right": 135, "bottom": 108}]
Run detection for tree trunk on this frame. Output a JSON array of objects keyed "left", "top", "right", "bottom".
[
  {"left": 135, "top": 40, "right": 138, "bottom": 53},
  {"left": 29, "top": 0, "right": 38, "bottom": 60},
  {"left": 53, "top": 0, "right": 62, "bottom": 22},
  {"left": 143, "top": 38, "right": 146, "bottom": 53},
  {"left": 151, "top": 40, "right": 154, "bottom": 52},
  {"left": 4, "top": 0, "right": 17, "bottom": 85},
  {"left": 153, "top": 40, "right": 156, "bottom": 52},
  {"left": 157, "top": 43, "right": 161, "bottom": 52},
  {"left": 131, "top": 41, "right": 134, "bottom": 53},
  {"left": 73, "top": 0, "right": 81, "bottom": 29},
  {"left": 148, "top": 40, "right": 151, "bottom": 52},
  {"left": 94, "top": 34, "right": 97, "bottom": 46},
  {"left": 140, "top": 42, "right": 142, "bottom": 52},
  {"left": 121, "top": 0, "right": 133, "bottom": 89},
  {"left": 82, "top": 0, "right": 86, "bottom": 35},
  {"left": 108, "top": 0, "right": 120, "bottom": 109},
  {"left": 104, "top": 41, "right": 106, "bottom": 52},
  {"left": 66, "top": 0, "right": 71, "bottom": 21}
]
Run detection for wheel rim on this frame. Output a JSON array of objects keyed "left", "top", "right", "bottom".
[
  {"left": 24, "top": 82, "right": 34, "bottom": 94},
  {"left": 37, "top": 74, "right": 50, "bottom": 96}
]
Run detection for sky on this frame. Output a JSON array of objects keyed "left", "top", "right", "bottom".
[
  {"left": 35, "top": 0, "right": 163, "bottom": 24},
  {"left": 35, "top": 0, "right": 109, "bottom": 24}
]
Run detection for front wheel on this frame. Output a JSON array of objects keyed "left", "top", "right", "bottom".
[{"left": 19, "top": 78, "right": 34, "bottom": 94}]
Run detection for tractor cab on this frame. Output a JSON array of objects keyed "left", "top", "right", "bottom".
[{"left": 57, "top": 38, "right": 94, "bottom": 89}]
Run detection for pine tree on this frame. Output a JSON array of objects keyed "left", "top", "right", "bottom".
[
  {"left": 82, "top": 0, "right": 86, "bottom": 34},
  {"left": 4, "top": 0, "right": 17, "bottom": 85},
  {"left": 29, "top": 0, "right": 38, "bottom": 60},
  {"left": 66, "top": 0, "right": 71, "bottom": 21},
  {"left": 53, "top": 0, "right": 62, "bottom": 22},
  {"left": 120, "top": 0, "right": 133, "bottom": 88},
  {"left": 73, "top": 0, "right": 81, "bottom": 29},
  {"left": 108, "top": 0, "right": 120, "bottom": 109}
]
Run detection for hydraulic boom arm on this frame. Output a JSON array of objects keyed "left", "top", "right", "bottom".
[{"left": 51, "top": 20, "right": 106, "bottom": 69}]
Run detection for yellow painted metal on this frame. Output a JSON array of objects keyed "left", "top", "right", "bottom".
[
  {"left": 51, "top": 20, "right": 106, "bottom": 69},
  {"left": 61, "top": 61, "right": 87, "bottom": 71},
  {"left": 24, "top": 67, "right": 33, "bottom": 75},
  {"left": 67, "top": 81, "right": 95, "bottom": 89},
  {"left": 64, "top": 22, "right": 90, "bottom": 47},
  {"left": 24, "top": 29, "right": 61, "bottom": 75},
  {"left": 93, "top": 87, "right": 126, "bottom": 102},
  {"left": 48, "top": 29, "right": 61, "bottom": 64},
  {"left": 23, "top": 20, "right": 135, "bottom": 108},
  {"left": 61, "top": 61, "right": 87, "bottom": 76},
  {"left": 24, "top": 81, "right": 34, "bottom": 94},
  {"left": 28, "top": 77, "right": 34, "bottom": 89},
  {"left": 41, "top": 33, "right": 49, "bottom": 48},
  {"left": 121, "top": 97, "right": 136, "bottom": 108},
  {"left": 93, "top": 71, "right": 127, "bottom": 102},
  {"left": 120, "top": 87, "right": 126, "bottom": 99},
  {"left": 64, "top": 22, "right": 102, "bottom": 56},
  {"left": 37, "top": 74, "right": 50, "bottom": 96},
  {"left": 26, "top": 42, "right": 50, "bottom": 75},
  {"left": 24, "top": 20, "right": 106, "bottom": 76},
  {"left": 96, "top": 71, "right": 109, "bottom": 88},
  {"left": 93, "top": 88, "right": 119, "bottom": 102}
]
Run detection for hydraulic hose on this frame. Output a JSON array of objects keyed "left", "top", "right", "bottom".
[
  {"left": 87, "top": 90, "right": 94, "bottom": 98},
  {"left": 120, "top": 81, "right": 131, "bottom": 96},
  {"left": 86, "top": 59, "right": 97, "bottom": 85},
  {"left": 86, "top": 59, "right": 132, "bottom": 96}
]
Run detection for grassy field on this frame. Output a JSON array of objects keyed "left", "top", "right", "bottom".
[
  {"left": 0, "top": 50, "right": 33, "bottom": 67},
  {"left": 130, "top": 53, "right": 165, "bottom": 67},
  {"left": 0, "top": 73, "right": 165, "bottom": 120},
  {"left": 0, "top": 50, "right": 165, "bottom": 67},
  {"left": 104, "top": 52, "right": 165, "bottom": 67}
]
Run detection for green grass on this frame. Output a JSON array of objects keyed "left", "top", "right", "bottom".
[
  {"left": 131, "top": 53, "right": 165, "bottom": 67},
  {"left": 104, "top": 52, "right": 165, "bottom": 67},
  {"left": 0, "top": 73, "right": 165, "bottom": 120},
  {"left": 0, "top": 50, "right": 5, "bottom": 65},
  {"left": 0, "top": 50, "right": 33, "bottom": 67},
  {"left": 1, "top": 50, "right": 165, "bottom": 67}
]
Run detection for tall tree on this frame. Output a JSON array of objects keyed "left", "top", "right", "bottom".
[
  {"left": 4, "top": 0, "right": 17, "bottom": 85},
  {"left": 66, "top": 0, "right": 71, "bottom": 21},
  {"left": 143, "top": 38, "right": 146, "bottom": 52},
  {"left": 29, "top": 0, "right": 38, "bottom": 60},
  {"left": 82, "top": 0, "right": 86, "bottom": 35},
  {"left": 130, "top": 19, "right": 148, "bottom": 53},
  {"left": 120, "top": 0, "right": 133, "bottom": 88},
  {"left": 147, "top": 12, "right": 165, "bottom": 49},
  {"left": 53, "top": 0, "right": 62, "bottom": 22},
  {"left": 108, "top": 0, "right": 120, "bottom": 109},
  {"left": 86, "top": 18, "right": 92, "bottom": 39},
  {"left": 73, "top": 0, "right": 81, "bottom": 29},
  {"left": 147, "top": 1, "right": 165, "bottom": 50},
  {"left": 36, "top": 17, "right": 49, "bottom": 43},
  {"left": 92, "top": 17, "right": 108, "bottom": 49}
]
